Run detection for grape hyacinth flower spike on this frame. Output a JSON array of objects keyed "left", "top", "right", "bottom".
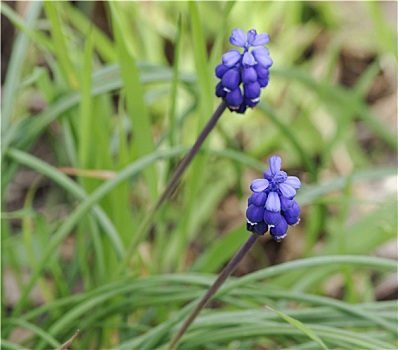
[
  {"left": 215, "top": 28, "right": 273, "bottom": 113},
  {"left": 246, "top": 155, "right": 301, "bottom": 241}
]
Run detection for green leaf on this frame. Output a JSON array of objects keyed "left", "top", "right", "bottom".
[
  {"left": 168, "top": 15, "right": 183, "bottom": 148},
  {"left": 6, "top": 148, "right": 125, "bottom": 259},
  {"left": 63, "top": 2, "right": 116, "bottom": 62},
  {"left": 78, "top": 30, "right": 94, "bottom": 170},
  {"left": 191, "top": 226, "right": 247, "bottom": 273},
  {"left": 266, "top": 305, "right": 329, "bottom": 350},
  {"left": 1, "top": 2, "right": 43, "bottom": 134},
  {"left": 43, "top": 2, "right": 79, "bottom": 89},
  {"left": 109, "top": 2, "right": 158, "bottom": 200},
  {"left": 10, "top": 146, "right": 187, "bottom": 317}
]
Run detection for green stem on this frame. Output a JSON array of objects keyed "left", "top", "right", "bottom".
[
  {"left": 154, "top": 100, "right": 227, "bottom": 211},
  {"left": 118, "top": 100, "right": 228, "bottom": 274},
  {"left": 167, "top": 232, "right": 259, "bottom": 350}
]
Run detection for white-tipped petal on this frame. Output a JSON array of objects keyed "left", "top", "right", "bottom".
[
  {"left": 222, "top": 50, "right": 241, "bottom": 67},
  {"left": 279, "top": 183, "right": 296, "bottom": 199},
  {"left": 269, "top": 156, "right": 282, "bottom": 174},
  {"left": 251, "top": 33, "right": 270, "bottom": 46},
  {"left": 230, "top": 28, "right": 247, "bottom": 47},
  {"left": 265, "top": 192, "right": 281, "bottom": 212},
  {"left": 250, "top": 179, "right": 269, "bottom": 192},
  {"left": 285, "top": 176, "right": 301, "bottom": 189}
]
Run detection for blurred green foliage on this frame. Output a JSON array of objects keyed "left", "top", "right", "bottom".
[{"left": 1, "top": 1, "right": 397, "bottom": 349}]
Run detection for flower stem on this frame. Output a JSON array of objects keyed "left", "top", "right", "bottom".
[
  {"left": 117, "top": 100, "right": 228, "bottom": 274},
  {"left": 154, "top": 100, "right": 227, "bottom": 211},
  {"left": 167, "top": 232, "right": 259, "bottom": 350}
]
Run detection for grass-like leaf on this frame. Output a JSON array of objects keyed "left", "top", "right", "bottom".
[
  {"left": 109, "top": 2, "right": 158, "bottom": 200},
  {"left": 43, "top": 2, "right": 79, "bottom": 89},
  {"left": 1, "top": 2, "right": 43, "bottom": 133},
  {"left": 266, "top": 305, "right": 329, "bottom": 350}
]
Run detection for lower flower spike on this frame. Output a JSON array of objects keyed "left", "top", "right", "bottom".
[{"left": 245, "top": 155, "right": 301, "bottom": 241}]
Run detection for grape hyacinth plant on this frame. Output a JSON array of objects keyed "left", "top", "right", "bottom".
[
  {"left": 121, "top": 28, "right": 288, "bottom": 349},
  {"left": 168, "top": 156, "right": 302, "bottom": 349},
  {"left": 215, "top": 28, "right": 273, "bottom": 113}
]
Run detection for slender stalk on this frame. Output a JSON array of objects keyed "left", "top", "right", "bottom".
[
  {"left": 118, "top": 100, "right": 228, "bottom": 274},
  {"left": 167, "top": 232, "right": 259, "bottom": 350},
  {"left": 154, "top": 100, "right": 227, "bottom": 211}
]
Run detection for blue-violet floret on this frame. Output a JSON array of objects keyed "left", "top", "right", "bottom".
[
  {"left": 215, "top": 28, "right": 273, "bottom": 113},
  {"left": 246, "top": 156, "right": 301, "bottom": 241}
]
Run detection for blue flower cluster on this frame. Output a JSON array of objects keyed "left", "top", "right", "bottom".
[
  {"left": 215, "top": 28, "right": 273, "bottom": 114},
  {"left": 246, "top": 156, "right": 301, "bottom": 241}
]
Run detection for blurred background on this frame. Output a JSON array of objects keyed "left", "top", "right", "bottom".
[{"left": 1, "top": 1, "right": 397, "bottom": 349}]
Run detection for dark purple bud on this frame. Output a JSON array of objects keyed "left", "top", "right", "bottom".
[
  {"left": 283, "top": 213, "right": 300, "bottom": 226},
  {"left": 215, "top": 82, "right": 227, "bottom": 98},
  {"left": 222, "top": 69, "right": 240, "bottom": 90},
  {"left": 245, "top": 98, "right": 259, "bottom": 108},
  {"left": 249, "top": 192, "right": 268, "bottom": 206},
  {"left": 246, "top": 204, "right": 265, "bottom": 223},
  {"left": 226, "top": 87, "right": 243, "bottom": 108},
  {"left": 282, "top": 201, "right": 301, "bottom": 225},
  {"left": 255, "top": 65, "right": 269, "bottom": 79},
  {"left": 280, "top": 197, "right": 295, "bottom": 211},
  {"left": 244, "top": 82, "right": 261, "bottom": 99},
  {"left": 263, "top": 210, "right": 282, "bottom": 226},
  {"left": 258, "top": 77, "right": 269, "bottom": 88},
  {"left": 235, "top": 104, "right": 247, "bottom": 114},
  {"left": 270, "top": 216, "right": 288, "bottom": 240},
  {"left": 215, "top": 64, "right": 230, "bottom": 78},
  {"left": 241, "top": 67, "right": 258, "bottom": 83},
  {"left": 253, "top": 221, "right": 268, "bottom": 235},
  {"left": 246, "top": 221, "right": 255, "bottom": 232}
]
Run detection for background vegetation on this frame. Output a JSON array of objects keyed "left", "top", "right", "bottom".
[{"left": 1, "top": 1, "right": 397, "bottom": 349}]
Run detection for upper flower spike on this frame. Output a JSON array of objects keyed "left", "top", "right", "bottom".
[
  {"left": 246, "top": 156, "right": 301, "bottom": 242},
  {"left": 215, "top": 28, "right": 273, "bottom": 114}
]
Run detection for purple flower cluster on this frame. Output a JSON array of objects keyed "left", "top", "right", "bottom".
[
  {"left": 246, "top": 156, "right": 301, "bottom": 241},
  {"left": 215, "top": 28, "right": 273, "bottom": 114}
]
